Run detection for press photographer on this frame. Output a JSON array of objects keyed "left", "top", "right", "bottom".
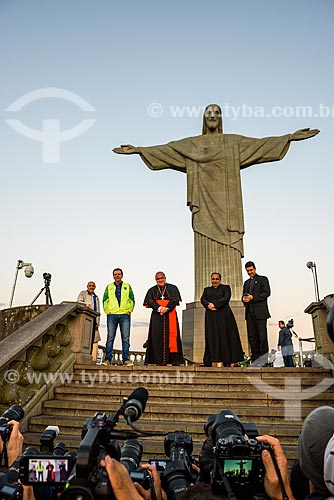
[
  {"left": 0, "top": 411, "right": 35, "bottom": 500},
  {"left": 0, "top": 405, "right": 25, "bottom": 469}
]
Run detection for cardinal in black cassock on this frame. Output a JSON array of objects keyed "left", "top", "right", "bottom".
[
  {"left": 201, "top": 273, "right": 243, "bottom": 366},
  {"left": 143, "top": 272, "right": 184, "bottom": 365}
]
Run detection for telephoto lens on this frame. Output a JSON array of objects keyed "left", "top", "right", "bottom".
[
  {"left": 120, "top": 439, "right": 143, "bottom": 471},
  {"left": 0, "top": 405, "right": 25, "bottom": 428},
  {"left": 0, "top": 405, "right": 25, "bottom": 443}
]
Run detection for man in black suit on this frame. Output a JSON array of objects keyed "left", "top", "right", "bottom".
[{"left": 242, "top": 261, "right": 271, "bottom": 366}]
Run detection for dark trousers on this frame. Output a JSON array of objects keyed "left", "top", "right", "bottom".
[
  {"left": 283, "top": 354, "right": 294, "bottom": 367},
  {"left": 246, "top": 310, "right": 269, "bottom": 364}
]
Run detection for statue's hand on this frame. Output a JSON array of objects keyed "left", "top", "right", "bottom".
[
  {"left": 113, "top": 144, "right": 139, "bottom": 154},
  {"left": 290, "top": 128, "right": 320, "bottom": 141}
]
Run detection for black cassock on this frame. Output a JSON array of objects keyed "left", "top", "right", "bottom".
[
  {"left": 143, "top": 283, "right": 184, "bottom": 365},
  {"left": 201, "top": 284, "right": 243, "bottom": 364}
]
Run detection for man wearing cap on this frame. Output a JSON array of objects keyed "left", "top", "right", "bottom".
[{"left": 298, "top": 406, "right": 334, "bottom": 499}]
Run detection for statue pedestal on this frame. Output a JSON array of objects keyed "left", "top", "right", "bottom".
[{"left": 182, "top": 300, "right": 248, "bottom": 363}]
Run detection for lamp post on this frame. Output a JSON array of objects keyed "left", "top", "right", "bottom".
[
  {"left": 9, "top": 259, "right": 34, "bottom": 308},
  {"left": 306, "top": 261, "right": 320, "bottom": 302}
]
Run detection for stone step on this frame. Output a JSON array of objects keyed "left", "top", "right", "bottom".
[
  {"left": 41, "top": 399, "right": 320, "bottom": 422},
  {"left": 52, "top": 387, "right": 334, "bottom": 407},
  {"left": 56, "top": 378, "right": 334, "bottom": 390},
  {"left": 28, "top": 415, "right": 302, "bottom": 443},
  {"left": 67, "top": 378, "right": 334, "bottom": 391},
  {"left": 73, "top": 364, "right": 332, "bottom": 377}
]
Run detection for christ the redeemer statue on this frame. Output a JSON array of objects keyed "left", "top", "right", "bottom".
[{"left": 114, "top": 104, "right": 319, "bottom": 300}]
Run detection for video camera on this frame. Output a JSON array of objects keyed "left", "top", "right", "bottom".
[
  {"left": 0, "top": 424, "right": 74, "bottom": 499},
  {"left": 203, "top": 410, "right": 276, "bottom": 500},
  {"left": 286, "top": 318, "right": 298, "bottom": 338},
  {"left": 160, "top": 431, "right": 196, "bottom": 500},
  {"left": 43, "top": 273, "right": 52, "bottom": 287},
  {"left": 19, "top": 427, "right": 76, "bottom": 487},
  {"left": 57, "top": 387, "right": 163, "bottom": 500},
  {"left": 286, "top": 318, "right": 293, "bottom": 329},
  {"left": 1, "top": 389, "right": 161, "bottom": 500}
]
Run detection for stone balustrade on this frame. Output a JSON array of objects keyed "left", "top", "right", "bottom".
[{"left": 0, "top": 302, "right": 98, "bottom": 429}]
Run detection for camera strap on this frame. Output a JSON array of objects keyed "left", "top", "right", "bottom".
[
  {"left": 213, "top": 462, "right": 237, "bottom": 500},
  {"left": 221, "top": 473, "right": 237, "bottom": 500},
  {"left": 271, "top": 451, "right": 288, "bottom": 500},
  {"left": 0, "top": 443, "right": 8, "bottom": 468},
  {"left": 150, "top": 483, "right": 157, "bottom": 500}
]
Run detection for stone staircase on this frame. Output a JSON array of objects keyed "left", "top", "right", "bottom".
[{"left": 23, "top": 364, "right": 334, "bottom": 462}]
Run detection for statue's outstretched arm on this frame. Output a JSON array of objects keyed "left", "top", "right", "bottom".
[
  {"left": 290, "top": 128, "right": 320, "bottom": 141},
  {"left": 113, "top": 145, "right": 139, "bottom": 154}
]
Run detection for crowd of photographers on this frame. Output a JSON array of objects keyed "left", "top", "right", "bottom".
[{"left": 2, "top": 401, "right": 334, "bottom": 500}]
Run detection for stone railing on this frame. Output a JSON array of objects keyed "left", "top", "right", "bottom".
[
  {"left": 97, "top": 347, "right": 194, "bottom": 366},
  {"left": 0, "top": 305, "right": 49, "bottom": 341},
  {"left": 0, "top": 302, "right": 98, "bottom": 430},
  {"left": 97, "top": 347, "right": 146, "bottom": 366}
]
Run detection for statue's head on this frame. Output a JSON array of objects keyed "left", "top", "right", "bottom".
[{"left": 202, "top": 104, "right": 223, "bottom": 135}]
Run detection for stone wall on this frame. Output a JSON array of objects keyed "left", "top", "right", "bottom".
[{"left": 0, "top": 305, "right": 49, "bottom": 340}]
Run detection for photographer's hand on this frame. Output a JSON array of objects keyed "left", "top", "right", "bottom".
[
  {"left": 21, "top": 485, "right": 35, "bottom": 500},
  {"left": 6, "top": 420, "right": 24, "bottom": 467},
  {"left": 257, "top": 435, "right": 295, "bottom": 500},
  {"left": 101, "top": 455, "right": 143, "bottom": 500},
  {"left": 135, "top": 464, "right": 167, "bottom": 500}
]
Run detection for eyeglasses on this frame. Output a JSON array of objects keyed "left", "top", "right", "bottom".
[{"left": 156, "top": 278, "right": 165, "bottom": 281}]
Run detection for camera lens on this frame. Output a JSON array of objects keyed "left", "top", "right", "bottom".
[
  {"left": 0, "top": 405, "right": 24, "bottom": 426},
  {"left": 53, "top": 442, "right": 67, "bottom": 456},
  {"left": 210, "top": 410, "right": 244, "bottom": 442},
  {"left": 120, "top": 439, "right": 143, "bottom": 471}
]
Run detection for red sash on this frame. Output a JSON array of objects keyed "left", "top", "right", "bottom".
[{"left": 157, "top": 300, "right": 178, "bottom": 353}]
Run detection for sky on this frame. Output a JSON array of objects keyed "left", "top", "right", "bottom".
[{"left": 1, "top": 0, "right": 333, "bottom": 353}]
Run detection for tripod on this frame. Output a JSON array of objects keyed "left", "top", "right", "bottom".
[{"left": 31, "top": 274, "right": 53, "bottom": 306}]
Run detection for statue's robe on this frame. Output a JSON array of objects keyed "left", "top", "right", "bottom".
[{"left": 138, "top": 133, "right": 290, "bottom": 299}]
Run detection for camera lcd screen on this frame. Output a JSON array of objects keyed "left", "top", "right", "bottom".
[
  {"left": 223, "top": 458, "right": 253, "bottom": 480},
  {"left": 0, "top": 484, "right": 18, "bottom": 495},
  {"left": 148, "top": 459, "right": 168, "bottom": 471},
  {"left": 26, "top": 457, "right": 70, "bottom": 484}
]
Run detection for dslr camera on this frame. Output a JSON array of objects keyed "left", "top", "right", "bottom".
[{"left": 204, "top": 410, "right": 274, "bottom": 499}]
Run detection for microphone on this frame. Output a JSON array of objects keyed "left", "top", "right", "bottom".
[{"left": 123, "top": 387, "right": 149, "bottom": 422}]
